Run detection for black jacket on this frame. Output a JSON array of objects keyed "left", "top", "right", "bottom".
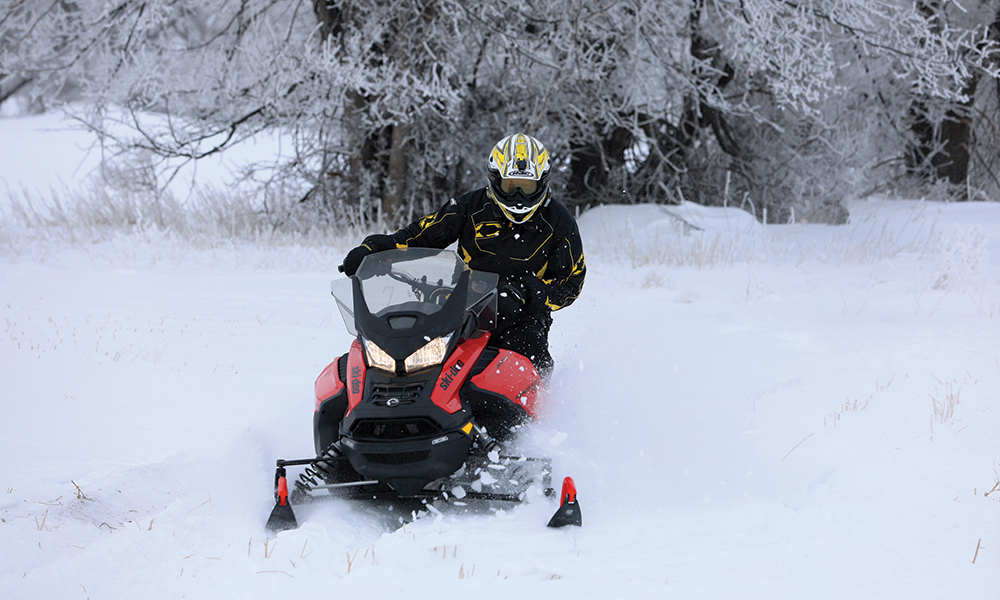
[{"left": 367, "top": 188, "right": 586, "bottom": 312}]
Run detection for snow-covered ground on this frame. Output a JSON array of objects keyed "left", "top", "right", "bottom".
[{"left": 1, "top": 115, "right": 999, "bottom": 599}]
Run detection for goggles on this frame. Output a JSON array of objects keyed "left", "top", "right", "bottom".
[{"left": 500, "top": 177, "right": 538, "bottom": 196}]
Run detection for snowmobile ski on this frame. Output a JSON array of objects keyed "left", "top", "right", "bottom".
[
  {"left": 264, "top": 466, "right": 298, "bottom": 533},
  {"left": 546, "top": 476, "right": 582, "bottom": 528}
]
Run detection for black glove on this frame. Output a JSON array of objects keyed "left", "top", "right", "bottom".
[
  {"left": 496, "top": 282, "right": 525, "bottom": 329},
  {"left": 340, "top": 234, "right": 396, "bottom": 276},
  {"left": 341, "top": 245, "right": 371, "bottom": 276},
  {"left": 520, "top": 276, "right": 547, "bottom": 309}
]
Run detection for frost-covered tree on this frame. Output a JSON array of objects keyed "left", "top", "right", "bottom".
[
  {"left": 2, "top": 0, "right": 997, "bottom": 227},
  {"left": 666, "top": 0, "right": 999, "bottom": 218}
]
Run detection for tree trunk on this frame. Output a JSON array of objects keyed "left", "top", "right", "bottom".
[
  {"left": 383, "top": 122, "right": 409, "bottom": 219},
  {"left": 905, "top": 0, "right": 976, "bottom": 195},
  {"left": 312, "top": 0, "right": 344, "bottom": 40}
]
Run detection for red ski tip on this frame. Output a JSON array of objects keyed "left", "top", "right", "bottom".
[
  {"left": 277, "top": 475, "right": 289, "bottom": 506},
  {"left": 559, "top": 476, "right": 577, "bottom": 506}
]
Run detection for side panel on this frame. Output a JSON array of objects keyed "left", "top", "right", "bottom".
[
  {"left": 314, "top": 352, "right": 350, "bottom": 455},
  {"left": 430, "top": 334, "right": 490, "bottom": 414},
  {"left": 468, "top": 349, "right": 544, "bottom": 419},
  {"left": 344, "top": 339, "right": 366, "bottom": 417},
  {"left": 314, "top": 357, "right": 346, "bottom": 412}
]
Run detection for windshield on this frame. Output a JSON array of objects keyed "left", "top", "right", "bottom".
[{"left": 331, "top": 248, "right": 499, "bottom": 336}]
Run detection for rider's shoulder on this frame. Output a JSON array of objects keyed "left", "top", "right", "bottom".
[
  {"left": 541, "top": 197, "right": 580, "bottom": 233},
  {"left": 453, "top": 187, "right": 489, "bottom": 206}
]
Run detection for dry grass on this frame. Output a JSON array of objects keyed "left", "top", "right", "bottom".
[
  {"left": 930, "top": 378, "right": 962, "bottom": 425},
  {"left": 930, "top": 225, "right": 989, "bottom": 292},
  {"left": 0, "top": 180, "right": 361, "bottom": 255}
]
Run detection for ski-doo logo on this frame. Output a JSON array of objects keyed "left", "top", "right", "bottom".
[
  {"left": 350, "top": 365, "right": 362, "bottom": 394},
  {"left": 438, "top": 359, "right": 465, "bottom": 391}
]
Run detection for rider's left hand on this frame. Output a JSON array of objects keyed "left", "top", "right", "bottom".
[
  {"left": 497, "top": 282, "right": 525, "bottom": 328},
  {"left": 519, "top": 276, "right": 547, "bottom": 308}
]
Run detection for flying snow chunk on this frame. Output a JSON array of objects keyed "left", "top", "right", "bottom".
[{"left": 548, "top": 431, "right": 569, "bottom": 448}]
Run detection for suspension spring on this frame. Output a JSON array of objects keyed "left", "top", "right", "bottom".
[{"left": 293, "top": 445, "right": 341, "bottom": 495}]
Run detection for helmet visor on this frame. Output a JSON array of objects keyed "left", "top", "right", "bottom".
[{"left": 500, "top": 177, "right": 538, "bottom": 196}]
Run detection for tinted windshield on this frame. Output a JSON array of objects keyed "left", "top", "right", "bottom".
[{"left": 331, "top": 248, "right": 499, "bottom": 336}]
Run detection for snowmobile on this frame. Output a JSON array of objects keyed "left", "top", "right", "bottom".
[{"left": 265, "top": 247, "right": 580, "bottom": 532}]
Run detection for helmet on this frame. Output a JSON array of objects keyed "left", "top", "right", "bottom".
[{"left": 487, "top": 133, "right": 551, "bottom": 223}]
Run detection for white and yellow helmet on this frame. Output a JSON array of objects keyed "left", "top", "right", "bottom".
[{"left": 487, "top": 133, "right": 551, "bottom": 223}]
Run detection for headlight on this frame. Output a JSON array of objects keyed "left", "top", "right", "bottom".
[
  {"left": 363, "top": 338, "right": 396, "bottom": 372},
  {"left": 404, "top": 334, "right": 453, "bottom": 373}
]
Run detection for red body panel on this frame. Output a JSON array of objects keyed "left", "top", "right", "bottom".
[
  {"left": 314, "top": 357, "right": 346, "bottom": 412},
  {"left": 344, "top": 340, "right": 366, "bottom": 417},
  {"left": 430, "top": 334, "right": 490, "bottom": 414},
  {"left": 469, "top": 348, "right": 544, "bottom": 418},
  {"left": 318, "top": 336, "right": 543, "bottom": 419}
]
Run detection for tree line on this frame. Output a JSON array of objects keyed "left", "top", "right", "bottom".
[{"left": 2, "top": 0, "right": 998, "bottom": 227}]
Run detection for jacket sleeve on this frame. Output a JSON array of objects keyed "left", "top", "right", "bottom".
[
  {"left": 388, "top": 197, "right": 467, "bottom": 249},
  {"left": 533, "top": 226, "right": 586, "bottom": 311}
]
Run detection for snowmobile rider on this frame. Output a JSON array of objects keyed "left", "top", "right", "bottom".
[{"left": 340, "top": 132, "right": 586, "bottom": 377}]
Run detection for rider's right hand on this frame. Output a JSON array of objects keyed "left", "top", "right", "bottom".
[
  {"left": 341, "top": 245, "right": 372, "bottom": 277},
  {"left": 341, "top": 234, "right": 397, "bottom": 276}
]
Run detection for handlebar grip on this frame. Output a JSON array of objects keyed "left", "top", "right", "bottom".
[{"left": 338, "top": 264, "right": 345, "bottom": 273}]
